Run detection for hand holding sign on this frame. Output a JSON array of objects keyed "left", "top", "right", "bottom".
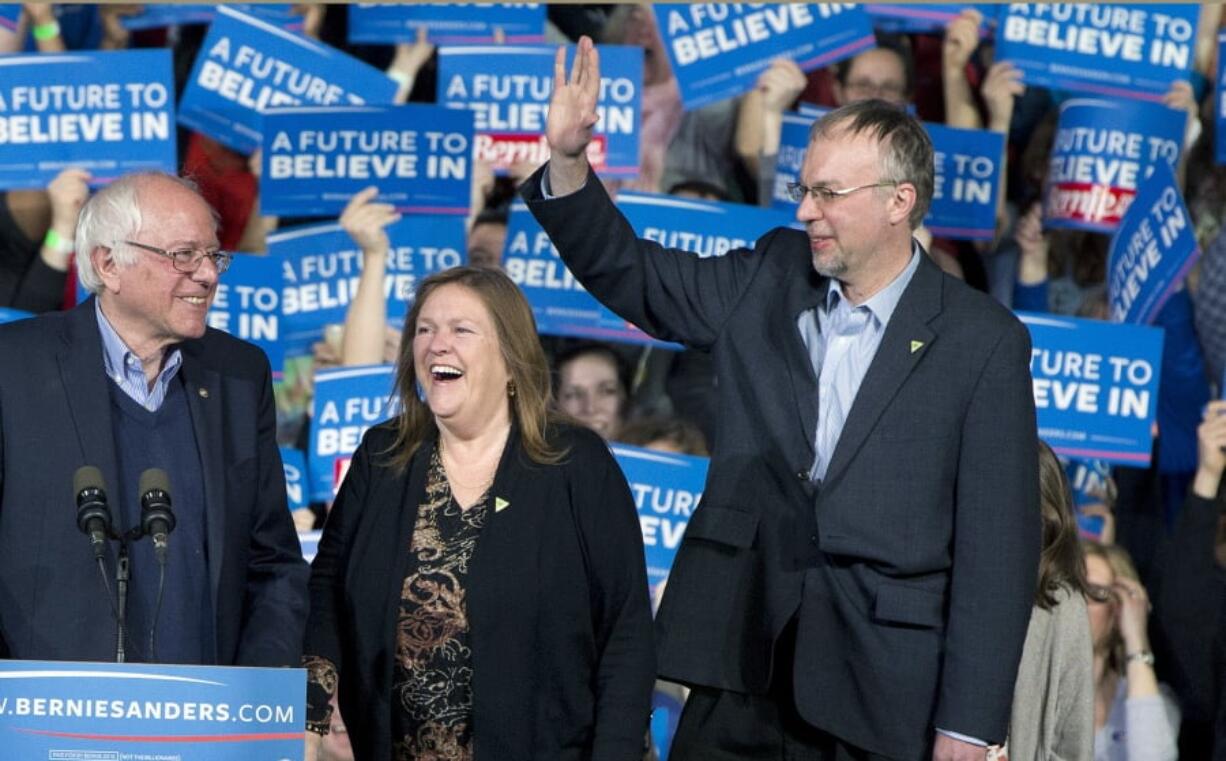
[
  {"left": 942, "top": 8, "right": 983, "bottom": 72},
  {"left": 1196, "top": 400, "right": 1226, "bottom": 486},
  {"left": 546, "top": 36, "right": 601, "bottom": 195},
  {"left": 47, "top": 167, "right": 91, "bottom": 239},
  {"left": 982, "top": 61, "right": 1025, "bottom": 132},
  {"left": 340, "top": 186, "right": 400, "bottom": 255}
]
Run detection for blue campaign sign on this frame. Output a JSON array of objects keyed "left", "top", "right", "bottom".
[
  {"left": 927, "top": 123, "right": 1003, "bottom": 240},
  {"left": 1218, "top": 32, "right": 1226, "bottom": 165},
  {"left": 1045, "top": 97, "right": 1184, "bottom": 233},
  {"left": 0, "top": 660, "right": 303, "bottom": 760},
  {"left": 310, "top": 364, "right": 398, "bottom": 501},
  {"left": 0, "top": 307, "right": 31, "bottom": 324},
  {"left": 771, "top": 109, "right": 821, "bottom": 211},
  {"left": 298, "top": 529, "right": 322, "bottom": 563},
  {"left": 280, "top": 445, "right": 308, "bottom": 511},
  {"left": 864, "top": 4, "right": 998, "bottom": 34},
  {"left": 0, "top": 50, "right": 176, "bottom": 190},
  {"left": 1018, "top": 311, "right": 1164, "bottom": 466},
  {"left": 260, "top": 104, "right": 474, "bottom": 217},
  {"left": 122, "top": 4, "right": 301, "bottom": 31},
  {"left": 349, "top": 3, "right": 546, "bottom": 44},
  {"left": 610, "top": 444, "right": 708, "bottom": 596},
  {"left": 506, "top": 193, "right": 793, "bottom": 347},
  {"left": 0, "top": 6, "right": 19, "bottom": 32},
  {"left": 206, "top": 251, "right": 285, "bottom": 375},
  {"left": 997, "top": 4, "right": 1199, "bottom": 101},
  {"left": 437, "top": 44, "right": 642, "bottom": 178},
  {"left": 273, "top": 216, "right": 465, "bottom": 357},
  {"left": 652, "top": 4, "right": 874, "bottom": 110},
  {"left": 1108, "top": 162, "right": 1198, "bottom": 325},
  {"left": 178, "top": 5, "right": 398, "bottom": 155}
]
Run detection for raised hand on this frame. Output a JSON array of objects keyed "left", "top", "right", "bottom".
[
  {"left": 546, "top": 35, "right": 601, "bottom": 194},
  {"left": 340, "top": 186, "right": 400, "bottom": 255}
]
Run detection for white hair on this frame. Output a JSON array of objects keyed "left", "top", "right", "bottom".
[{"left": 75, "top": 172, "right": 216, "bottom": 293}]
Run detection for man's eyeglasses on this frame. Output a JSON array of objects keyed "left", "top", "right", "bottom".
[
  {"left": 121, "top": 240, "right": 232, "bottom": 274},
  {"left": 785, "top": 181, "right": 898, "bottom": 205}
]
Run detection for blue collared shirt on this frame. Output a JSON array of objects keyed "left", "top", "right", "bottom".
[
  {"left": 799, "top": 245, "right": 921, "bottom": 481},
  {"left": 95, "top": 299, "right": 183, "bottom": 412}
]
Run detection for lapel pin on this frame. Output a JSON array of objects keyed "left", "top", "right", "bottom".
[
  {"left": 910, "top": 340, "right": 924, "bottom": 354},
  {"left": 494, "top": 497, "right": 510, "bottom": 513},
  {"left": 198, "top": 387, "right": 209, "bottom": 398}
]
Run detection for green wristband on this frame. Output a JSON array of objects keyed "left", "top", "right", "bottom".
[
  {"left": 32, "top": 21, "right": 61, "bottom": 41},
  {"left": 44, "top": 228, "right": 73, "bottom": 254}
]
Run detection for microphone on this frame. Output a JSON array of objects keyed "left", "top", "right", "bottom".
[
  {"left": 74, "top": 466, "right": 112, "bottom": 560},
  {"left": 138, "top": 469, "right": 176, "bottom": 565}
]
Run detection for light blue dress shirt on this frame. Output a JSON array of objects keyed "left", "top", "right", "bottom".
[{"left": 95, "top": 299, "right": 184, "bottom": 412}]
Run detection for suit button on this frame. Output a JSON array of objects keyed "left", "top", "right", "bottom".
[
  {"left": 810, "top": 533, "right": 818, "bottom": 545},
  {"left": 796, "top": 470, "right": 807, "bottom": 480}
]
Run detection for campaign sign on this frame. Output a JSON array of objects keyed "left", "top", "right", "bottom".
[
  {"left": 927, "top": 123, "right": 1003, "bottom": 240},
  {"left": 0, "top": 6, "right": 19, "bottom": 33},
  {"left": 652, "top": 4, "right": 874, "bottom": 110},
  {"left": 506, "top": 193, "right": 792, "bottom": 347},
  {"left": 1063, "top": 456, "right": 1112, "bottom": 540},
  {"left": 206, "top": 251, "right": 285, "bottom": 375},
  {"left": 437, "top": 44, "right": 642, "bottom": 177},
  {"left": 310, "top": 364, "right": 398, "bottom": 502},
  {"left": 261, "top": 104, "right": 474, "bottom": 217},
  {"left": 771, "top": 109, "right": 821, "bottom": 211},
  {"left": 611, "top": 444, "right": 708, "bottom": 594},
  {"left": 0, "top": 50, "right": 176, "bottom": 190},
  {"left": 1018, "top": 311, "right": 1164, "bottom": 466},
  {"left": 298, "top": 529, "right": 322, "bottom": 563},
  {"left": 1218, "top": 32, "right": 1226, "bottom": 165},
  {"left": 0, "top": 307, "right": 31, "bottom": 324},
  {"left": 349, "top": 4, "right": 546, "bottom": 44},
  {"left": 121, "top": 4, "right": 301, "bottom": 31},
  {"left": 1044, "top": 97, "right": 1184, "bottom": 233},
  {"left": 1108, "top": 162, "right": 1198, "bottom": 325},
  {"left": 996, "top": 4, "right": 1199, "bottom": 101},
  {"left": 178, "top": 5, "right": 398, "bottom": 154},
  {"left": 864, "top": 4, "right": 998, "bottom": 34},
  {"left": 273, "top": 216, "right": 465, "bottom": 357},
  {"left": 280, "top": 445, "right": 308, "bottom": 512},
  {"left": 0, "top": 660, "right": 304, "bottom": 760}
]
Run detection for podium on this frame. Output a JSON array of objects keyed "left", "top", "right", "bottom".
[{"left": 0, "top": 660, "right": 304, "bottom": 760}]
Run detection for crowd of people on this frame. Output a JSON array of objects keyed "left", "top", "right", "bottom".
[{"left": 0, "top": 4, "right": 1224, "bottom": 761}]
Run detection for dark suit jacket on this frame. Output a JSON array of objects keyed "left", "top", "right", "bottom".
[
  {"left": 0, "top": 298, "right": 308, "bottom": 666},
  {"left": 523, "top": 169, "right": 1040, "bottom": 760},
  {"left": 305, "top": 421, "right": 654, "bottom": 761}
]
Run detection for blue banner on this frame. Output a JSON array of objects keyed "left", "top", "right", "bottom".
[
  {"left": 280, "top": 446, "right": 308, "bottom": 512},
  {"left": 121, "top": 4, "right": 302, "bottom": 31},
  {"left": 348, "top": 3, "right": 546, "bottom": 44},
  {"left": 1108, "top": 161, "right": 1198, "bottom": 325},
  {"left": 437, "top": 44, "right": 642, "bottom": 178},
  {"left": 997, "top": 4, "right": 1199, "bottom": 101},
  {"left": 506, "top": 193, "right": 793, "bottom": 347},
  {"left": 272, "top": 216, "right": 465, "bottom": 357},
  {"left": 260, "top": 104, "right": 474, "bottom": 217},
  {"left": 864, "top": 4, "right": 998, "bottom": 34},
  {"left": 771, "top": 109, "right": 823, "bottom": 211},
  {"left": 611, "top": 444, "right": 708, "bottom": 598},
  {"left": 1019, "top": 311, "right": 1164, "bottom": 466},
  {"left": 1218, "top": 32, "right": 1226, "bottom": 166},
  {"left": 206, "top": 251, "right": 285, "bottom": 375},
  {"left": 1063, "top": 456, "right": 1112, "bottom": 540},
  {"left": 178, "top": 5, "right": 398, "bottom": 154},
  {"left": 652, "top": 3, "right": 874, "bottom": 110},
  {"left": 927, "top": 123, "right": 1003, "bottom": 241},
  {"left": 0, "top": 307, "right": 31, "bottom": 324},
  {"left": 0, "top": 5, "right": 19, "bottom": 33},
  {"left": 310, "top": 364, "right": 398, "bottom": 502},
  {"left": 0, "top": 660, "right": 303, "bottom": 760},
  {"left": 1044, "top": 97, "right": 1184, "bottom": 233},
  {"left": 0, "top": 50, "right": 176, "bottom": 190}
]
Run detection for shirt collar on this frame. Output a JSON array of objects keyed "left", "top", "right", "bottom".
[
  {"left": 822, "top": 242, "right": 922, "bottom": 326},
  {"left": 94, "top": 298, "right": 183, "bottom": 385}
]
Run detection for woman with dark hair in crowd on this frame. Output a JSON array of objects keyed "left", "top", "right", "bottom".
[
  {"left": 994, "top": 440, "right": 1094, "bottom": 760},
  {"left": 1083, "top": 542, "right": 1180, "bottom": 761},
  {"left": 303, "top": 267, "right": 654, "bottom": 760},
  {"left": 554, "top": 341, "right": 632, "bottom": 441}
]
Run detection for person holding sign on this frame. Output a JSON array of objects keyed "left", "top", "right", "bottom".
[
  {"left": 525, "top": 37, "right": 1039, "bottom": 761},
  {"left": 303, "top": 267, "right": 654, "bottom": 760},
  {"left": 0, "top": 171, "right": 309, "bottom": 665}
]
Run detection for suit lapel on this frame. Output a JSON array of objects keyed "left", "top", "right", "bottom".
[
  {"left": 777, "top": 264, "right": 827, "bottom": 462},
  {"left": 58, "top": 299, "right": 122, "bottom": 525},
  {"left": 177, "top": 344, "right": 226, "bottom": 607},
  {"left": 822, "top": 254, "right": 943, "bottom": 486}
]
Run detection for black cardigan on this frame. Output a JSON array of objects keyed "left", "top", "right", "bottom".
[{"left": 305, "top": 420, "right": 655, "bottom": 760}]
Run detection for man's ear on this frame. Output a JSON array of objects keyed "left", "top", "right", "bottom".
[
  {"left": 92, "top": 246, "right": 120, "bottom": 293},
  {"left": 889, "top": 182, "right": 917, "bottom": 227}
]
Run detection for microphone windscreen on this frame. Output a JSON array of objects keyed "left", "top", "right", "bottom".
[
  {"left": 73, "top": 465, "right": 106, "bottom": 496},
  {"left": 138, "top": 468, "right": 172, "bottom": 498}
]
